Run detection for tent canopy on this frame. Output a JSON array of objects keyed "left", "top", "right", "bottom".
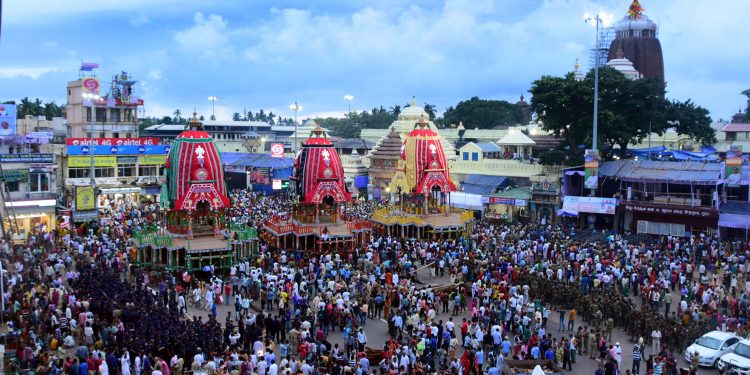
[
  {"left": 599, "top": 160, "right": 723, "bottom": 185},
  {"left": 460, "top": 175, "right": 508, "bottom": 196}
]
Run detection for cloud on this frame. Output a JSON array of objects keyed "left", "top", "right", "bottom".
[
  {"left": 148, "top": 70, "right": 163, "bottom": 80},
  {"left": 130, "top": 13, "right": 150, "bottom": 27},
  {"left": 174, "top": 13, "right": 234, "bottom": 61},
  {"left": 0, "top": 67, "right": 60, "bottom": 80}
]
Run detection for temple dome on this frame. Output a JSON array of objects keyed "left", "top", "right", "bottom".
[
  {"left": 390, "top": 119, "right": 456, "bottom": 194},
  {"left": 606, "top": 49, "right": 641, "bottom": 79},
  {"left": 398, "top": 97, "right": 429, "bottom": 121},
  {"left": 163, "top": 127, "right": 230, "bottom": 211},
  {"left": 292, "top": 127, "right": 351, "bottom": 205}
]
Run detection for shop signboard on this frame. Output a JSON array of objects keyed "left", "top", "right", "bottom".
[
  {"left": 0, "top": 103, "right": 17, "bottom": 138},
  {"left": 623, "top": 203, "right": 718, "bottom": 219},
  {"left": 0, "top": 154, "right": 53, "bottom": 163},
  {"left": 66, "top": 137, "right": 159, "bottom": 146},
  {"left": 1, "top": 169, "right": 29, "bottom": 182},
  {"left": 726, "top": 145, "right": 743, "bottom": 187},
  {"left": 584, "top": 149, "right": 599, "bottom": 190},
  {"left": 68, "top": 156, "right": 117, "bottom": 168},
  {"left": 117, "top": 156, "right": 138, "bottom": 164},
  {"left": 76, "top": 186, "right": 96, "bottom": 211},
  {"left": 139, "top": 155, "right": 167, "bottom": 165},
  {"left": 488, "top": 197, "right": 527, "bottom": 206},
  {"left": 29, "top": 163, "right": 56, "bottom": 173},
  {"left": 272, "top": 179, "right": 282, "bottom": 190},
  {"left": 562, "top": 196, "right": 617, "bottom": 215},
  {"left": 270, "top": 143, "right": 285, "bottom": 158},
  {"left": 67, "top": 145, "right": 170, "bottom": 155},
  {"left": 73, "top": 210, "right": 99, "bottom": 222}
]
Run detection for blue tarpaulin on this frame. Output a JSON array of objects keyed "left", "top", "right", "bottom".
[{"left": 460, "top": 175, "right": 508, "bottom": 196}]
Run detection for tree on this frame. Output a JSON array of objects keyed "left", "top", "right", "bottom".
[
  {"left": 530, "top": 66, "right": 716, "bottom": 158},
  {"left": 423, "top": 103, "right": 437, "bottom": 121},
  {"left": 159, "top": 116, "right": 173, "bottom": 124},
  {"left": 199, "top": 115, "right": 205, "bottom": 121},
  {"left": 742, "top": 89, "right": 750, "bottom": 122},
  {"left": 232, "top": 112, "right": 241, "bottom": 121},
  {"left": 389, "top": 105, "right": 401, "bottom": 117},
  {"left": 267, "top": 112, "right": 276, "bottom": 125},
  {"left": 437, "top": 97, "right": 524, "bottom": 129},
  {"left": 666, "top": 99, "right": 716, "bottom": 146},
  {"left": 173, "top": 109, "right": 182, "bottom": 123},
  {"left": 529, "top": 74, "right": 592, "bottom": 155}
]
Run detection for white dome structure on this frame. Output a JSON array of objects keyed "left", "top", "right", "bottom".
[{"left": 606, "top": 48, "right": 641, "bottom": 80}]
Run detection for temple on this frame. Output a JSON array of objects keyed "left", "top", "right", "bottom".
[
  {"left": 371, "top": 117, "right": 474, "bottom": 239},
  {"left": 262, "top": 126, "right": 371, "bottom": 258},
  {"left": 607, "top": 0, "right": 664, "bottom": 85}
]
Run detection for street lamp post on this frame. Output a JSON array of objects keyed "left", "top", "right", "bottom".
[
  {"left": 208, "top": 96, "right": 219, "bottom": 121},
  {"left": 82, "top": 93, "right": 100, "bottom": 187},
  {"left": 584, "top": 13, "right": 610, "bottom": 151},
  {"left": 289, "top": 101, "right": 303, "bottom": 151},
  {"left": 344, "top": 95, "right": 354, "bottom": 114}
]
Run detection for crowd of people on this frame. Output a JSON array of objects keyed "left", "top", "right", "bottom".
[{"left": 0, "top": 189, "right": 748, "bottom": 375}]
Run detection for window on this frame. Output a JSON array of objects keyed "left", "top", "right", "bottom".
[
  {"left": 95, "top": 107, "right": 107, "bottom": 122},
  {"left": 118, "top": 163, "right": 136, "bottom": 177},
  {"left": 29, "top": 173, "right": 50, "bottom": 192},
  {"left": 138, "top": 165, "right": 158, "bottom": 177},
  {"left": 68, "top": 168, "right": 89, "bottom": 179},
  {"left": 472, "top": 152, "right": 479, "bottom": 161},
  {"left": 463, "top": 152, "right": 469, "bottom": 161},
  {"left": 110, "top": 109, "right": 121, "bottom": 123},
  {"left": 5, "top": 181, "right": 19, "bottom": 192},
  {"left": 95, "top": 167, "right": 114, "bottom": 178}
]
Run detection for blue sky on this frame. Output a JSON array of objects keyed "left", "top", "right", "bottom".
[{"left": 1, "top": 0, "right": 748, "bottom": 122}]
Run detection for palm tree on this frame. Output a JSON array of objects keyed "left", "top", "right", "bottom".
[
  {"left": 424, "top": 103, "right": 437, "bottom": 121},
  {"left": 199, "top": 115, "right": 205, "bottom": 121},
  {"left": 232, "top": 112, "right": 241, "bottom": 121},
  {"left": 389, "top": 105, "right": 401, "bottom": 117}
]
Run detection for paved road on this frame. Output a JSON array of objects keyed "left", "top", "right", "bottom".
[{"left": 186, "top": 269, "right": 719, "bottom": 375}]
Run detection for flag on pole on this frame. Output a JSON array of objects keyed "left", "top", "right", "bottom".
[{"left": 80, "top": 62, "right": 99, "bottom": 71}]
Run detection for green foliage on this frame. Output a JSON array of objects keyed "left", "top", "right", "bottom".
[
  {"left": 316, "top": 107, "right": 397, "bottom": 138},
  {"left": 529, "top": 66, "right": 715, "bottom": 156},
  {"left": 6, "top": 97, "right": 65, "bottom": 119},
  {"left": 538, "top": 150, "right": 566, "bottom": 166},
  {"left": 742, "top": 89, "right": 750, "bottom": 122},
  {"left": 437, "top": 96, "right": 524, "bottom": 129}
]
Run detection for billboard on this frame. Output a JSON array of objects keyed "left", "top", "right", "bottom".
[
  {"left": 76, "top": 186, "right": 96, "bottom": 211},
  {"left": 562, "top": 196, "right": 617, "bottom": 215},
  {"left": 82, "top": 77, "right": 100, "bottom": 95},
  {"left": 726, "top": 145, "right": 743, "bottom": 187},
  {"left": 584, "top": 149, "right": 599, "bottom": 190},
  {"left": 270, "top": 143, "right": 285, "bottom": 158},
  {"left": 0, "top": 103, "right": 17, "bottom": 138},
  {"left": 67, "top": 145, "right": 170, "bottom": 155},
  {"left": 66, "top": 137, "right": 159, "bottom": 146}
]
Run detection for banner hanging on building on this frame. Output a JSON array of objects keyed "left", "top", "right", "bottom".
[
  {"left": 0, "top": 103, "right": 17, "bottom": 138},
  {"left": 139, "top": 155, "right": 167, "bottom": 165},
  {"left": 562, "top": 196, "right": 617, "bottom": 215},
  {"left": 584, "top": 149, "right": 600, "bottom": 190},
  {"left": 726, "top": 145, "right": 743, "bottom": 187},
  {"left": 76, "top": 186, "right": 96, "bottom": 211}
]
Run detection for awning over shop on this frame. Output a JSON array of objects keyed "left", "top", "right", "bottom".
[
  {"left": 460, "top": 175, "right": 508, "bottom": 196},
  {"left": 719, "top": 201, "right": 750, "bottom": 229}
]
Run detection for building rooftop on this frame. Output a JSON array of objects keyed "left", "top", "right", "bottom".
[
  {"left": 498, "top": 131, "right": 536, "bottom": 145},
  {"left": 722, "top": 122, "right": 750, "bottom": 132}
]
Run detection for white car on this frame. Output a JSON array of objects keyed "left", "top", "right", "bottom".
[
  {"left": 718, "top": 339, "right": 750, "bottom": 374},
  {"left": 686, "top": 330, "right": 740, "bottom": 368}
]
